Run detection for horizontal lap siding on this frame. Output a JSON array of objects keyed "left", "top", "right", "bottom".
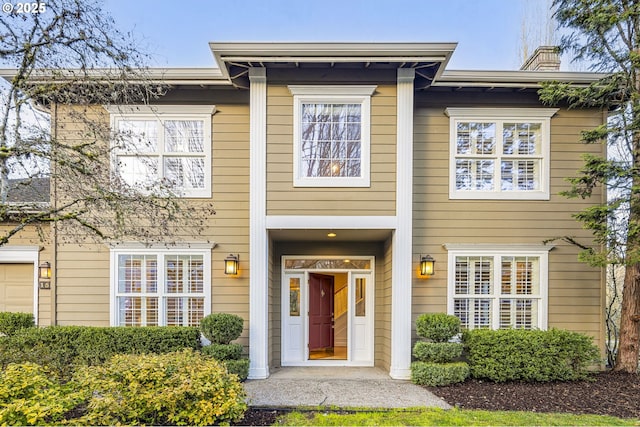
[
  {"left": 53, "top": 104, "right": 251, "bottom": 335},
  {"left": 266, "top": 85, "right": 397, "bottom": 216},
  {"left": 412, "top": 107, "right": 605, "bottom": 348}
]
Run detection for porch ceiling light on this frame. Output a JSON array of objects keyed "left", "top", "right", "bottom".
[
  {"left": 38, "top": 261, "right": 51, "bottom": 289},
  {"left": 327, "top": 232, "right": 337, "bottom": 238},
  {"left": 224, "top": 254, "right": 239, "bottom": 275},
  {"left": 420, "top": 255, "right": 435, "bottom": 277}
]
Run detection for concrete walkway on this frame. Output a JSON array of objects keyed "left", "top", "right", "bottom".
[{"left": 244, "top": 367, "right": 452, "bottom": 409}]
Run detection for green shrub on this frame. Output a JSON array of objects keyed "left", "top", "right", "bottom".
[
  {"left": 202, "top": 343, "right": 243, "bottom": 361},
  {"left": 200, "top": 312, "right": 244, "bottom": 344},
  {"left": 413, "top": 341, "right": 463, "bottom": 363},
  {"left": 0, "top": 326, "right": 85, "bottom": 378},
  {"left": 224, "top": 358, "right": 250, "bottom": 381},
  {"left": 0, "top": 362, "right": 84, "bottom": 426},
  {"left": 463, "top": 328, "right": 601, "bottom": 382},
  {"left": 74, "top": 349, "right": 246, "bottom": 426},
  {"left": 410, "top": 361, "right": 469, "bottom": 386},
  {"left": 415, "top": 313, "right": 461, "bottom": 343},
  {"left": 0, "top": 312, "right": 35, "bottom": 337},
  {"left": 0, "top": 326, "right": 201, "bottom": 378}
]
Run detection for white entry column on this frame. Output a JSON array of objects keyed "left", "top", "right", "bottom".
[
  {"left": 248, "top": 67, "right": 269, "bottom": 379},
  {"left": 390, "top": 68, "right": 415, "bottom": 379}
]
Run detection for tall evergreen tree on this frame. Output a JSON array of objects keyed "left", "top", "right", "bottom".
[{"left": 540, "top": 0, "right": 640, "bottom": 372}]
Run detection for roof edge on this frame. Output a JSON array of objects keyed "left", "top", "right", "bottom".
[
  {"left": 0, "top": 67, "right": 231, "bottom": 86},
  {"left": 435, "top": 69, "right": 609, "bottom": 88}
]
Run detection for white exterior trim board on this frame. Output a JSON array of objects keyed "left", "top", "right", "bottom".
[{"left": 266, "top": 215, "right": 397, "bottom": 230}]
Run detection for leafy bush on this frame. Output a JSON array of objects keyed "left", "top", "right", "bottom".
[
  {"left": 224, "top": 358, "right": 250, "bottom": 381},
  {"left": 413, "top": 341, "right": 463, "bottom": 363},
  {"left": 0, "top": 362, "right": 84, "bottom": 426},
  {"left": 0, "top": 326, "right": 201, "bottom": 378},
  {"left": 200, "top": 312, "right": 244, "bottom": 344},
  {"left": 202, "top": 343, "right": 243, "bottom": 361},
  {"left": 410, "top": 361, "right": 469, "bottom": 386},
  {"left": 463, "top": 328, "right": 601, "bottom": 382},
  {"left": 415, "top": 313, "right": 461, "bottom": 343},
  {"left": 74, "top": 349, "right": 246, "bottom": 426},
  {"left": 0, "top": 312, "right": 35, "bottom": 336}
]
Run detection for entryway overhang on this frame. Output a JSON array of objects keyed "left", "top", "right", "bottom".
[
  {"left": 209, "top": 42, "right": 457, "bottom": 90},
  {"left": 270, "top": 228, "right": 392, "bottom": 243}
]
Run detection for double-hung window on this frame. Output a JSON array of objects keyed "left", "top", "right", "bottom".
[
  {"left": 110, "top": 245, "right": 212, "bottom": 326},
  {"left": 446, "top": 108, "right": 557, "bottom": 200},
  {"left": 289, "top": 85, "right": 376, "bottom": 187},
  {"left": 445, "top": 244, "right": 550, "bottom": 330},
  {"left": 107, "top": 105, "right": 214, "bottom": 198}
]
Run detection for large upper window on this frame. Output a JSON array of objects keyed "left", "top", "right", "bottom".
[
  {"left": 110, "top": 245, "right": 212, "bottom": 327},
  {"left": 446, "top": 108, "right": 557, "bottom": 200},
  {"left": 289, "top": 85, "right": 376, "bottom": 187},
  {"left": 445, "top": 244, "right": 550, "bottom": 330},
  {"left": 107, "top": 106, "right": 215, "bottom": 198}
]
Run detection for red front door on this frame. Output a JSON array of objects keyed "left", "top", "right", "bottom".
[{"left": 308, "top": 273, "right": 334, "bottom": 351}]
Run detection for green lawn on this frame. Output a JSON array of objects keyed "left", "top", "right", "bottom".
[{"left": 277, "top": 408, "right": 639, "bottom": 426}]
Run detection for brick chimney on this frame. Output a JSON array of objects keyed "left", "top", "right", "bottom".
[{"left": 520, "top": 46, "right": 560, "bottom": 71}]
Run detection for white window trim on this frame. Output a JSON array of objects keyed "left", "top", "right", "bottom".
[
  {"left": 109, "top": 243, "right": 213, "bottom": 326},
  {"left": 444, "top": 243, "right": 552, "bottom": 330},
  {"left": 289, "top": 85, "right": 376, "bottom": 188},
  {"left": 445, "top": 107, "right": 558, "bottom": 200},
  {"left": 105, "top": 105, "right": 215, "bottom": 198}
]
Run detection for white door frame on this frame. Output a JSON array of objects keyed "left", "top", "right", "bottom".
[{"left": 281, "top": 256, "right": 374, "bottom": 366}]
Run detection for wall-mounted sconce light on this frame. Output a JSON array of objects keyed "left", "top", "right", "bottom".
[
  {"left": 420, "top": 255, "right": 435, "bottom": 277},
  {"left": 38, "top": 261, "right": 51, "bottom": 289},
  {"left": 224, "top": 254, "right": 239, "bottom": 275}
]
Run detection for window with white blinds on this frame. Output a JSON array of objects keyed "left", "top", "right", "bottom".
[
  {"left": 446, "top": 246, "right": 549, "bottom": 330},
  {"left": 110, "top": 246, "right": 211, "bottom": 327},
  {"left": 446, "top": 108, "right": 557, "bottom": 200}
]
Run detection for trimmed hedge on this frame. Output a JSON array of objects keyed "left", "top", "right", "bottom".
[
  {"left": 413, "top": 341, "right": 463, "bottom": 363},
  {"left": 224, "top": 358, "right": 250, "bottom": 381},
  {"left": 201, "top": 343, "right": 243, "bottom": 361},
  {"left": 463, "top": 328, "right": 600, "bottom": 382},
  {"left": 0, "top": 326, "right": 201, "bottom": 378},
  {"left": 415, "top": 313, "right": 461, "bottom": 342},
  {"left": 200, "top": 313, "right": 243, "bottom": 344},
  {"left": 410, "top": 362, "right": 469, "bottom": 386},
  {"left": 0, "top": 312, "right": 35, "bottom": 337}
]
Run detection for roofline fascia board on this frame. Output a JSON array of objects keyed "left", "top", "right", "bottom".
[
  {"left": 434, "top": 70, "right": 609, "bottom": 87},
  {"left": 219, "top": 55, "right": 450, "bottom": 63},
  {"left": 209, "top": 42, "right": 459, "bottom": 56},
  {"left": 0, "top": 68, "right": 231, "bottom": 86}
]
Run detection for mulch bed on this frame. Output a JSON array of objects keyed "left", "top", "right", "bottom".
[
  {"left": 235, "top": 371, "right": 640, "bottom": 425},
  {"left": 426, "top": 371, "right": 640, "bottom": 419}
]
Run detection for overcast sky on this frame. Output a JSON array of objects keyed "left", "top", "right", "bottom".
[{"left": 103, "top": 0, "right": 560, "bottom": 71}]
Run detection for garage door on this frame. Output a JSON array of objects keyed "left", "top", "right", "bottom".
[{"left": 0, "top": 263, "right": 34, "bottom": 313}]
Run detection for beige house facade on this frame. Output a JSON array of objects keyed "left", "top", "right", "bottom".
[{"left": 1, "top": 43, "right": 606, "bottom": 380}]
